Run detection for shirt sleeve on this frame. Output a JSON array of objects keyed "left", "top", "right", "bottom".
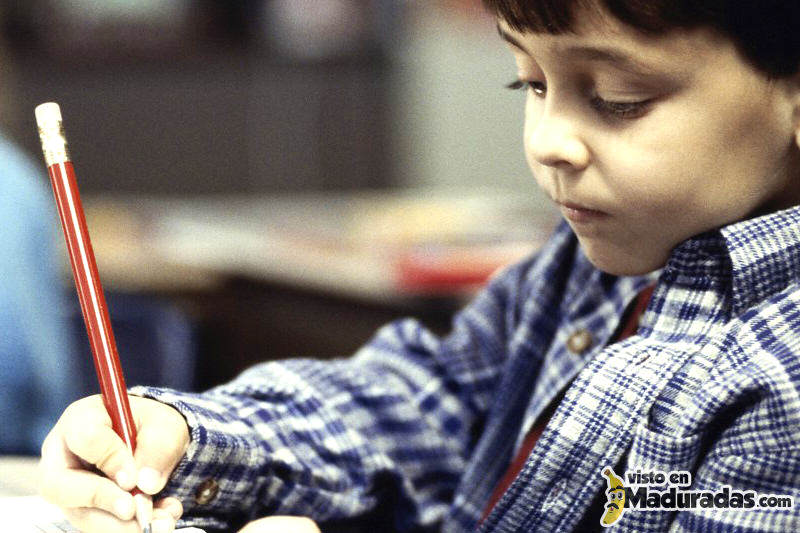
[{"left": 132, "top": 252, "right": 540, "bottom": 532}]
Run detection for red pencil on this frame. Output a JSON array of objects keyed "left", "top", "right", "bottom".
[{"left": 35, "top": 102, "right": 153, "bottom": 533}]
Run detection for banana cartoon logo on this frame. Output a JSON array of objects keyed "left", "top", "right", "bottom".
[{"left": 601, "top": 467, "right": 627, "bottom": 527}]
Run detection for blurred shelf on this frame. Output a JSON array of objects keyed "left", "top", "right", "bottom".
[
  {"left": 81, "top": 189, "right": 557, "bottom": 302},
  {"left": 76, "top": 189, "right": 558, "bottom": 387}
]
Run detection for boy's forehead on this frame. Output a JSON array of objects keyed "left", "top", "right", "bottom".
[
  {"left": 495, "top": 1, "right": 625, "bottom": 42},
  {"left": 496, "top": 13, "right": 725, "bottom": 76}
]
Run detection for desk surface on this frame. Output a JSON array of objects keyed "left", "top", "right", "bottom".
[
  {"left": 83, "top": 188, "right": 558, "bottom": 303},
  {"left": 0, "top": 456, "right": 39, "bottom": 497}
]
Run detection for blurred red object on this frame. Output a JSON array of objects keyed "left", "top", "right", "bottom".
[{"left": 395, "top": 243, "right": 535, "bottom": 294}]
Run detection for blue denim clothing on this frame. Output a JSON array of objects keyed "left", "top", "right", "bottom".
[
  {"left": 138, "top": 207, "right": 800, "bottom": 532},
  {"left": 0, "top": 135, "right": 78, "bottom": 454}
]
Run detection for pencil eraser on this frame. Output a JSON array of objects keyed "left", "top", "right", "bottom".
[
  {"left": 36, "top": 102, "right": 69, "bottom": 165},
  {"left": 35, "top": 102, "right": 62, "bottom": 128}
]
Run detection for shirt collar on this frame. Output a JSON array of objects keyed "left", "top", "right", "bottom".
[{"left": 663, "top": 205, "right": 800, "bottom": 316}]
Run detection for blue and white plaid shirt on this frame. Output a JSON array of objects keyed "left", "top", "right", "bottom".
[{"left": 137, "top": 206, "right": 800, "bottom": 532}]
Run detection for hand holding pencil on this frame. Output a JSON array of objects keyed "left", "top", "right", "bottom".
[
  {"left": 35, "top": 102, "right": 190, "bottom": 533},
  {"left": 40, "top": 395, "right": 190, "bottom": 533}
]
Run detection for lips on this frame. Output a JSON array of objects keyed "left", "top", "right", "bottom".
[{"left": 558, "top": 201, "right": 609, "bottom": 223}]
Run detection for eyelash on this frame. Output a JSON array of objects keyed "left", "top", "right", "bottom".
[{"left": 505, "top": 79, "right": 651, "bottom": 120}]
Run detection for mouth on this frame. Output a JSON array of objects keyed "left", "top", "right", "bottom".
[
  {"left": 605, "top": 502, "right": 619, "bottom": 510},
  {"left": 557, "top": 201, "right": 609, "bottom": 224}
]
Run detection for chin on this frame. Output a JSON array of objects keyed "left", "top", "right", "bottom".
[{"left": 580, "top": 240, "right": 667, "bottom": 277}]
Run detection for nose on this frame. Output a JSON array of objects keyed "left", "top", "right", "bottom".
[{"left": 526, "top": 105, "right": 590, "bottom": 171}]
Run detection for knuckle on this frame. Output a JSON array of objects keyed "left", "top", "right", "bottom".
[
  {"left": 94, "top": 440, "right": 124, "bottom": 471},
  {"left": 69, "top": 425, "right": 124, "bottom": 472},
  {"left": 63, "top": 396, "right": 94, "bottom": 420},
  {"left": 65, "top": 429, "right": 95, "bottom": 461},
  {"left": 151, "top": 508, "right": 177, "bottom": 527},
  {"left": 40, "top": 430, "right": 55, "bottom": 455},
  {"left": 64, "top": 508, "right": 107, "bottom": 533},
  {"left": 38, "top": 480, "right": 58, "bottom": 503},
  {"left": 62, "top": 401, "right": 78, "bottom": 419},
  {"left": 88, "top": 486, "right": 105, "bottom": 510},
  {"left": 302, "top": 517, "right": 322, "bottom": 532},
  {"left": 63, "top": 507, "right": 85, "bottom": 524},
  {"left": 66, "top": 507, "right": 134, "bottom": 533}
]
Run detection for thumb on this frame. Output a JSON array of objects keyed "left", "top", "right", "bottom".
[{"left": 130, "top": 398, "right": 191, "bottom": 495}]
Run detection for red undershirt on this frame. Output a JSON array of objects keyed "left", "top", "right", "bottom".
[{"left": 481, "top": 285, "right": 655, "bottom": 522}]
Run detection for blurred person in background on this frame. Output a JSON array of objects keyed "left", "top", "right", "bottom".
[{"left": 0, "top": 133, "right": 78, "bottom": 455}]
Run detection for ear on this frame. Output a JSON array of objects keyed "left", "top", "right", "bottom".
[
  {"left": 795, "top": 108, "right": 800, "bottom": 150},
  {"left": 793, "top": 103, "right": 800, "bottom": 150},
  {"left": 790, "top": 73, "right": 800, "bottom": 150},
  {"left": 794, "top": 94, "right": 800, "bottom": 149}
]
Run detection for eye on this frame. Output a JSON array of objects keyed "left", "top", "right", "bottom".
[
  {"left": 590, "top": 95, "right": 652, "bottom": 119},
  {"left": 505, "top": 79, "right": 546, "bottom": 97}
]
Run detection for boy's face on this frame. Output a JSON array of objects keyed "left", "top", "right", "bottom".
[{"left": 499, "top": 8, "right": 800, "bottom": 275}]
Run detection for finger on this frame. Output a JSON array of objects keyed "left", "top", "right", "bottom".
[
  {"left": 148, "top": 507, "right": 178, "bottom": 533},
  {"left": 40, "top": 426, "right": 75, "bottom": 469},
  {"left": 133, "top": 405, "right": 190, "bottom": 494},
  {"left": 149, "top": 507, "right": 180, "bottom": 533},
  {"left": 40, "top": 467, "right": 136, "bottom": 521},
  {"left": 64, "top": 506, "right": 143, "bottom": 533},
  {"left": 60, "top": 401, "right": 137, "bottom": 487},
  {"left": 238, "top": 516, "right": 322, "bottom": 533},
  {"left": 40, "top": 428, "right": 82, "bottom": 477},
  {"left": 154, "top": 497, "right": 183, "bottom": 520}
]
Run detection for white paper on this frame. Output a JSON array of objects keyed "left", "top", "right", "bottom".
[{"left": 1, "top": 496, "right": 206, "bottom": 532}]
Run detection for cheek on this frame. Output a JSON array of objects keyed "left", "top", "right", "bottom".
[
  {"left": 523, "top": 98, "right": 539, "bottom": 168},
  {"left": 597, "top": 101, "right": 741, "bottom": 221},
  {"left": 523, "top": 118, "right": 536, "bottom": 171},
  {"left": 598, "top": 140, "right": 700, "bottom": 216},
  {"left": 523, "top": 102, "right": 554, "bottom": 193},
  {"left": 617, "top": 77, "right": 793, "bottom": 216}
]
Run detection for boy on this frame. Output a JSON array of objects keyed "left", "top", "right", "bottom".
[{"left": 39, "top": 1, "right": 800, "bottom": 531}]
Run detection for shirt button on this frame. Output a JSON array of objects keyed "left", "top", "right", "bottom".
[
  {"left": 194, "top": 479, "right": 219, "bottom": 505},
  {"left": 567, "top": 329, "right": 593, "bottom": 354}
]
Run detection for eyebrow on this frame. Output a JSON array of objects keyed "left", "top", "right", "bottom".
[
  {"left": 496, "top": 23, "right": 662, "bottom": 77},
  {"left": 496, "top": 23, "right": 531, "bottom": 53}
]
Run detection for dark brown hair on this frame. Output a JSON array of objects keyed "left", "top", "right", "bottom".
[{"left": 481, "top": 0, "right": 800, "bottom": 78}]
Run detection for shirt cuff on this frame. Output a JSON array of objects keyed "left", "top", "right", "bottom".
[{"left": 131, "top": 385, "right": 267, "bottom": 529}]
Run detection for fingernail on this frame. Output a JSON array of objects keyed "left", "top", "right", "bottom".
[
  {"left": 114, "top": 495, "right": 135, "bottom": 519},
  {"left": 138, "top": 467, "right": 162, "bottom": 494},
  {"left": 151, "top": 518, "right": 174, "bottom": 533}
]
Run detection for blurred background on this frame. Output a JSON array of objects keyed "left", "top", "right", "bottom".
[{"left": 0, "top": 0, "right": 557, "bottom": 456}]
